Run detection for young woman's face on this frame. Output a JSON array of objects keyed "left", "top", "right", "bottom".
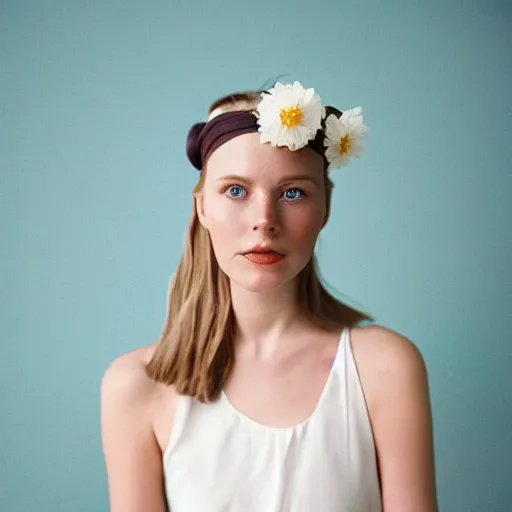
[{"left": 196, "top": 133, "right": 327, "bottom": 293}]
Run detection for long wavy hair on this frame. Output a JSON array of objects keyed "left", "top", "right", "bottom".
[{"left": 145, "top": 89, "right": 374, "bottom": 402}]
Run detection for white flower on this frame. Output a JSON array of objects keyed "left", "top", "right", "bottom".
[
  {"left": 324, "top": 107, "right": 368, "bottom": 171},
  {"left": 256, "top": 81, "right": 325, "bottom": 151}
]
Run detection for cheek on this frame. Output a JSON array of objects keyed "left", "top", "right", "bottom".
[
  {"left": 286, "top": 207, "right": 324, "bottom": 246},
  {"left": 203, "top": 193, "right": 240, "bottom": 225},
  {"left": 203, "top": 196, "right": 241, "bottom": 259}
]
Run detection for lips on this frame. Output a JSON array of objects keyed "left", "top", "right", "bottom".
[{"left": 243, "top": 250, "right": 285, "bottom": 265}]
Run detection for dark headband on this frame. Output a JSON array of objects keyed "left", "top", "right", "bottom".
[{"left": 186, "top": 111, "right": 326, "bottom": 171}]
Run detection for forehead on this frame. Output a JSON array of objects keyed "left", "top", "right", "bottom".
[{"left": 204, "top": 132, "right": 325, "bottom": 182}]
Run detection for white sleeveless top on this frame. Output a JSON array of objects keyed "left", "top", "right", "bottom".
[{"left": 163, "top": 327, "right": 382, "bottom": 511}]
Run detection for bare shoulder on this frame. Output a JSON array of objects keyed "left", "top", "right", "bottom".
[
  {"left": 100, "top": 345, "right": 179, "bottom": 511},
  {"left": 101, "top": 343, "right": 183, "bottom": 420},
  {"left": 350, "top": 325, "right": 428, "bottom": 404},
  {"left": 101, "top": 344, "right": 181, "bottom": 454},
  {"left": 101, "top": 344, "right": 159, "bottom": 406},
  {"left": 350, "top": 324, "right": 437, "bottom": 511},
  {"left": 350, "top": 324, "right": 425, "bottom": 365}
]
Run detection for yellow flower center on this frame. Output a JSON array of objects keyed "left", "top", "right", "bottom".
[
  {"left": 280, "top": 104, "right": 302, "bottom": 128},
  {"left": 339, "top": 135, "right": 351, "bottom": 154}
]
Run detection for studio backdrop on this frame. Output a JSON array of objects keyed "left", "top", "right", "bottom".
[{"left": 2, "top": 1, "right": 511, "bottom": 510}]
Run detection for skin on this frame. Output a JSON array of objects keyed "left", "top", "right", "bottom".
[
  {"left": 197, "top": 132, "right": 327, "bottom": 296},
  {"left": 101, "top": 133, "right": 438, "bottom": 511}
]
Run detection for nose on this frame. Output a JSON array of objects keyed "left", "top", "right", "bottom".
[{"left": 251, "top": 194, "right": 281, "bottom": 235}]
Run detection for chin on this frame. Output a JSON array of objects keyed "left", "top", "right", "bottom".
[
  {"left": 233, "top": 275, "right": 285, "bottom": 293},
  {"left": 227, "top": 263, "right": 301, "bottom": 294}
]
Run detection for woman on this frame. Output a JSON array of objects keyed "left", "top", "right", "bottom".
[{"left": 101, "top": 81, "right": 438, "bottom": 511}]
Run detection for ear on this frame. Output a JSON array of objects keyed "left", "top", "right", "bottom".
[{"left": 194, "top": 192, "right": 208, "bottom": 229}]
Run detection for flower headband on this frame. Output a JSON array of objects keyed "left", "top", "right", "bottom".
[{"left": 186, "top": 81, "right": 368, "bottom": 173}]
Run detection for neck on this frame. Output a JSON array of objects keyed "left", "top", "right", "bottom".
[{"left": 229, "top": 277, "right": 310, "bottom": 358}]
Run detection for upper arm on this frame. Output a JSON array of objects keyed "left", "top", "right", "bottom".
[
  {"left": 358, "top": 326, "right": 438, "bottom": 512},
  {"left": 100, "top": 353, "right": 167, "bottom": 512}
]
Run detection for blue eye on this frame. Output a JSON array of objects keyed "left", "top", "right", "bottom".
[
  {"left": 226, "top": 185, "right": 247, "bottom": 199},
  {"left": 283, "top": 188, "right": 304, "bottom": 201}
]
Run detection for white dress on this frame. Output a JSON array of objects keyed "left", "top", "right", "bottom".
[{"left": 163, "top": 326, "right": 382, "bottom": 511}]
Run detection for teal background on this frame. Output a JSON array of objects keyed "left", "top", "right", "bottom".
[{"left": 2, "top": 0, "right": 511, "bottom": 510}]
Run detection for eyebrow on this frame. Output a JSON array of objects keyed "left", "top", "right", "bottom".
[{"left": 216, "top": 174, "right": 319, "bottom": 185}]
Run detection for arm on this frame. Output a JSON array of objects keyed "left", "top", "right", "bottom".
[
  {"left": 100, "top": 353, "right": 167, "bottom": 512},
  {"left": 359, "top": 326, "right": 438, "bottom": 511}
]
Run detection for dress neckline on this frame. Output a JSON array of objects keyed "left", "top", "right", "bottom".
[{"left": 220, "top": 327, "right": 347, "bottom": 432}]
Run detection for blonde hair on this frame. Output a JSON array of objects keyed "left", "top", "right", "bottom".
[{"left": 145, "top": 89, "right": 374, "bottom": 402}]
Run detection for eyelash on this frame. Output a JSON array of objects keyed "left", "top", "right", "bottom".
[{"left": 225, "top": 185, "right": 306, "bottom": 201}]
